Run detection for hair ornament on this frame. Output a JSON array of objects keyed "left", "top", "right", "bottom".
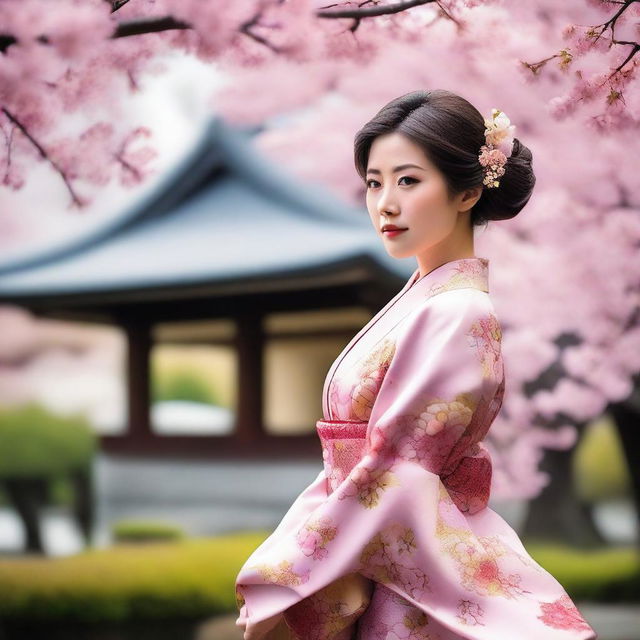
[{"left": 478, "top": 108, "right": 516, "bottom": 188}]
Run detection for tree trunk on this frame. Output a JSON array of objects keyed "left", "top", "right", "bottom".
[
  {"left": 519, "top": 445, "right": 606, "bottom": 548},
  {"left": 70, "top": 466, "right": 95, "bottom": 546},
  {"left": 3, "top": 477, "right": 46, "bottom": 553},
  {"left": 607, "top": 376, "right": 640, "bottom": 543}
]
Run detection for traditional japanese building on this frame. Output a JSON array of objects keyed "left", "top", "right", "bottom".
[{"left": 0, "top": 116, "right": 414, "bottom": 460}]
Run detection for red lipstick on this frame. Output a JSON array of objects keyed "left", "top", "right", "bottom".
[{"left": 381, "top": 224, "right": 408, "bottom": 238}]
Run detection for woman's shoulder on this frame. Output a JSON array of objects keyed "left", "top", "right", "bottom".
[
  {"left": 416, "top": 286, "right": 496, "bottom": 323},
  {"left": 393, "top": 288, "right": 497, "bottom": 348}
]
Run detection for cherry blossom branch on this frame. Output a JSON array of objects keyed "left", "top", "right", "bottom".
[
  {"left": 114, "top": 127, "right": 153, "bottom": 185},
  {"left": 521, "top": 52, "right": 568, "bottom": 76},
  {"left": 113, "top": 16, "right": 190, "bottom": 39},
  {"left": 0, "top": 34, "right": 44, "bottom": 52},
  {"left": 103, "top": 1, "right": 446, "bottom": 45},
  {"left": 1, "top": 107, "right": 84, "bottom": 208},
  {"left": 238, "top": 8, "right": 283, "bottom": 54},
  {"left": 584, "top": 0, "right": 639, "bottom": 70},
  {"left": 433, "top": 0, "right": 463, "bottom": 29},
  {"left": 523, "top": 0, "right": 639, "bottom": 77},
  {"left": 599, "top": 0, "right": 638, "bottom": 34},
  {"left": 0, "top": 18, "right": 190, "bottom": 53},
  {"left": 315, "top": 0, "right": 437, "bottom": 19},
  {"left": 517, "top": 0, "right": 640, "bottom": 129},
  {"left": 611, "top": 42, "right": 640, "bottom": 73},
  {"left": 0, "top": 120, "right": 15, "bottom": 186},
  {"left": 110, "top": 0, "right": 130, "bottom": 10},
  {"left": 114, "top": 152, "right": 143, "bottom": 182},
  {"left": 1, "top": 0, "right": 443, "bottom": 54}
]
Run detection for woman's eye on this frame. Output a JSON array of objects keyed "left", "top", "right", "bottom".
[{"left": 366, "top": 177, "right": 417, "bottom": 189}]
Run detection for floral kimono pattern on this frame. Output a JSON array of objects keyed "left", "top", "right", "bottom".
[{"left": 235, "top": 257, "right": 598, "bottom": 640}]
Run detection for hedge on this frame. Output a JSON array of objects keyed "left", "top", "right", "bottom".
[
  {"left": 0, "top": 533, "right": 638, "bottom": 626},
  {"left": 0, "top": 532, "right": 269, "bottom": 623}
]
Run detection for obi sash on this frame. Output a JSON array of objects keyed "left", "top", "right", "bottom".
[{"left": 316, "top": 418, "right": 493, "bottom": 514}]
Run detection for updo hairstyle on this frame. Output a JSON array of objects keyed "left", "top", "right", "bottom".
[{"left": 353, "top": 89, "right": 535, "bottom": 227}]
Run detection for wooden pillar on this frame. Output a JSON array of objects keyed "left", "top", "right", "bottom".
[
  {"left": 124, "top": 319, "right": 152, "bottom": 442},
  {"left": 235, "top": 312, "right": 264, "bottom": 445}
]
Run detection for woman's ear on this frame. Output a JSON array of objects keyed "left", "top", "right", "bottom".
[{"left": 458, "top": 186, "right": 483, "bottom": 213}]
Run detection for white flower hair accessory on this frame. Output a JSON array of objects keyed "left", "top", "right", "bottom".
[{"left": 478, "top": 108, "right": 516, "bottom": 189}]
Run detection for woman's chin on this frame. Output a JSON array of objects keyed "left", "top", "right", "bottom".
[{"left": 384, "top": 245, "right": 413, "bottom": 259}]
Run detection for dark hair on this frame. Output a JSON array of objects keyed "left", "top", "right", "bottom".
[{"left": 353, "top": 89, "right": 535, "bottom": 227}]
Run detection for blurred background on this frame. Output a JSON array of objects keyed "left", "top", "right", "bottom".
[{"left": 0, "top": 1, "right": 639, "bottom": 639}]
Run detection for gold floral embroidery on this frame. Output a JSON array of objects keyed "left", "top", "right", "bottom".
[
  {"left": 296, "top": 514, "right": 338, "bottom": 560},
  {"left": 283, "top": 573, "right": 373, "bottom": 640},
  {"left": 333, "top": 387, "right": 480, "bottom": 511},
  {"left": 427, "top": 258, "right": 489, "bottom": 298},
  {"left": 324, "top": 438, "right": 369, "bottom": 494},
  {"left": 363, "top": 335, "right": 396, "bottom": 371},
  {"left": 468, "top": 312, "right": 502, "bottom": 379},
  {"left": 330, "top": 314, "right": 500, "bottom": 515},
  {"left": 436, "top": 483, "right": 545, "bottom": 599},
  {"left": 457, "top": 598, "right": 485, "bottom": 626},
  {"left": 413, "top": 395, "right": 475, "bottom": 437},
  {"left": 250, "top": 559, "right": 310, "bottom": 586},
  {"left": 340, "top": 463, "right": 400, "bottom": 509},
  {"left": 235, "top": 586, "right": 245, "bottom": 610},
  {"left": 403, "top": 607, "right": 429, "bottom": 630},
  {"left": 348, "top": 337, "right": 396, "bottom": 420},
  {"left": 358, "top": 585, "right": 442, "bottom": 639},
  {"left": 359, "top": 522, "right": 432, "bottom": 601},
  {"left": 366, "top": 392, "right": 476, "bottom": 479}
]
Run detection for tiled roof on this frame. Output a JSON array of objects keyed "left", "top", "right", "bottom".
[{"left": 0, "top": 117, "right": 413, "bottom": 303}]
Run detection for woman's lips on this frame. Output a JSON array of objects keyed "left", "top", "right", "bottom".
[{"left": 382, "top": 228, "right": 407, "bottom": 238}]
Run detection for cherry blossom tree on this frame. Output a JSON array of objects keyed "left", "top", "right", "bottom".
[
  {"left": 1, "top": 0, "right": 638, "bottom": 206},
  {"left": 1, "top": 0, "right": 639, "bottom": 542}
]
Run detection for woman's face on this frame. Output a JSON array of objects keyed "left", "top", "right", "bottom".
[{"left": 365, "top": 132, "right": 477, "bottom": 261}]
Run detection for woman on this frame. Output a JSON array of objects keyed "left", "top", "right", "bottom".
[{"left": 235, "top": 89, "right": 598, "bottom": 640}]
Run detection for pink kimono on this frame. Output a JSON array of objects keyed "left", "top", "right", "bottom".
[{"left": 235, "top": 257, "right": 598, "bottom": 640}]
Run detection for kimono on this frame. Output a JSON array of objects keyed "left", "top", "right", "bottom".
[{"left": 235, "top": 256, "right": 598, "bottom": 640}]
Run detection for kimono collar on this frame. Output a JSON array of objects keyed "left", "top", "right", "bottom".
[
  {"left": 321, "top": 256, "right": 491, "bottom": 420},
  {"left": 406, "top": 256, "right": 489, "bottom": 298}
]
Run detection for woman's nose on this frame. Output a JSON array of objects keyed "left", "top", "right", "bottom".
[{"left": 377, "top": 190, "right": 399, "bottom": 216}]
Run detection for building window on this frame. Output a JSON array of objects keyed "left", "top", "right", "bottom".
[
  {"left": 262, "top": 307, "right": 372, "bottom": 435},
  {"left": 150, "top": 319, "right": 237, "bottom": 436}
]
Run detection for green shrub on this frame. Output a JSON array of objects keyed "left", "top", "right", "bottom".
[
  {"left": 0, "top": 402, "right": 97, "bottom": 478},
  {"left": 151, "top": 368, "right": 218, "bottom": 405},
  {"left": 0, "top": 531, "right": 270, "bottom": 623},
  {"left": 525, "top": 540, "right": 640, "bottom": 601},
  {"left": 572, "top": 414, "right": 631, "bottom": 502},
  {"left": 48, "top": 474, "right": 75, "bottom": 506},
  {"left": 112, "top": 520, "right": 186, "bottom": 543},
  {"left": 0, "top": 469, "right": 75, "bottom": 508}
]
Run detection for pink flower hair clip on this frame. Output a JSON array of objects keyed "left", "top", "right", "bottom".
[{"left": 478, "top": 108, "right": 516, "bottom": 189}]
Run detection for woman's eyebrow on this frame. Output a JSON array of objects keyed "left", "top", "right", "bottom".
[{"left": 366, "top": 163, "right": 425, "bottom": 175}]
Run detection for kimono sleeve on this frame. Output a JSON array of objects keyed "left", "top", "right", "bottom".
[
  {"left": 235, "top": 290, "right": 504, "bottom": 637},
  {"left": 361, "top": 287, "right": 501, "bottom": 514}
]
